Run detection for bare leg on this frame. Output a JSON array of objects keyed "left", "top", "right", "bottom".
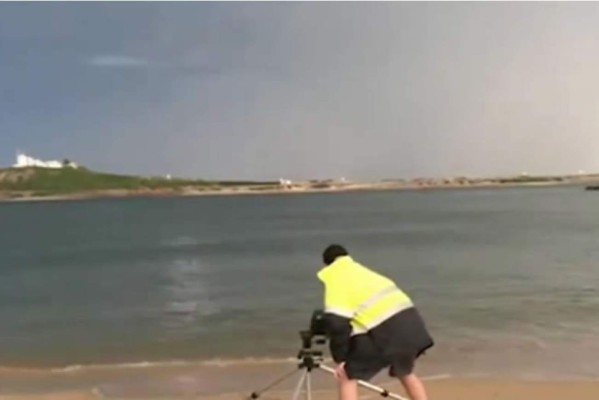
[
  {"left": 398, "top": 373, "right": 428, "bottom": 400},
  {"left": 337, "top": 377, "right": 358, "bottom": 400}
]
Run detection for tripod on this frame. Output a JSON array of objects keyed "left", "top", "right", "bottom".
[{"left": 248, "top": 331, "right": 409, "bottom": 400}]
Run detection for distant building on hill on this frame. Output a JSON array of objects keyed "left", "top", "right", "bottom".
[
  {"left": 279, "top": 178, "right": 293, "bottom": 189},
  {"left": 13, "top": 152, "right": 79, "bottom": 169}
]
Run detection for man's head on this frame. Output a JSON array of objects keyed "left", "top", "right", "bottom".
[{"left": 322, "top": 244, "right": 349, "bottom": 265}]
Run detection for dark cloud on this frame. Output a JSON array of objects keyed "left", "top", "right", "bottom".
[{"left": 2, "top": 2, "right": 599, "bottom": 179}]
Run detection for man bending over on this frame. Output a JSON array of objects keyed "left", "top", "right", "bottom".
[{"left": 317, "top": 244, "right": 434, "bottom": 400}]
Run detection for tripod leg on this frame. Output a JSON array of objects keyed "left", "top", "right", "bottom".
[
  {"left": 317, "top": 365, "right": 409, "bottom": 400},
  {"left": 305, "top": 370, "right": 312, "bottom": 400},
  {"left": 291, "top": 370, "right": 307, "bottom": 400},
  {"left": 249, "top": 367, "right": 301, "bottom": 399}
]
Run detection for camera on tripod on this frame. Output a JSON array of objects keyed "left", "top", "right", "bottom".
[
  {"left": 299, "top": 309, "right": 328, "bottom": 349},
  {"left": 249, "top": 308, "right": 408, "bottom": 400},
  {"left": 296, "top": 309, "right": 328, "bottom": 370}
]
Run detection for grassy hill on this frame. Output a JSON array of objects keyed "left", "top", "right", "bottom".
[{"left": 0, "top": 167, "right": 278, "bottom": 198}]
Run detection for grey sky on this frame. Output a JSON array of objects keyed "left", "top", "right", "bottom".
[{"left": 2, "top": 2, "right": 599, "bottom": 180}]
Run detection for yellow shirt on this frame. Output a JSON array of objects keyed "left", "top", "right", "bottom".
[{"left": 317, "top": 255, "right": 414, "bottom": 335}]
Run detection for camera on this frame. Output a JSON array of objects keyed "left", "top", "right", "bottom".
[
  {"left": 299, "top": 309, "right": 328, "bottom": 350},
  {"left": 309, "top": 308, "right": 327, "bottom": 336},
  {"left": 250, "top": 311, "right": 405, "bottom": 400}
]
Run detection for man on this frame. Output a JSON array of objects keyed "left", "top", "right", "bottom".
[{"left": 317, "top": 244, "right": 434, "bottom": 400}]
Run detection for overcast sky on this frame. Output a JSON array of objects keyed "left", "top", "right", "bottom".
[{"left": 2, "top": 2, "right": 599, "bottom": 180}]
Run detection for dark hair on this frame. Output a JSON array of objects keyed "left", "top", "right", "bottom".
[{"left": 322, "top": 244, "right": 349, "bottom": 265}]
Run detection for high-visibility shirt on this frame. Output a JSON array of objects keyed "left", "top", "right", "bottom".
[{"left": 317, "top": 255, "right": 414, "bottom": 336}]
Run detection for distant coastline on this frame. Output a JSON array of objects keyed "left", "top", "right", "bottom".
[{"left": 2, "top": 166, "right": 599, "bottom": 203}]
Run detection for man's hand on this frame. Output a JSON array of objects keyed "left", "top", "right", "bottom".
[{"left": 334, "top": 362, "right": 348, "bottom": 380}]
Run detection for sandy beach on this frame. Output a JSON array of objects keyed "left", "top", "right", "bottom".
[
  {"left": 202, "top": 379, "right": 599, "bottom": 400},
  {"left": 1, "top": 357, "right": 599, "bottom": 400},
  {"left": 2, "top": 378, "right": 599, "bottom": 400}
]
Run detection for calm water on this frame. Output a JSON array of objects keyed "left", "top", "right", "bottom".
[{"left": 1, "top": 187, "right": 599, "bottom": 378}]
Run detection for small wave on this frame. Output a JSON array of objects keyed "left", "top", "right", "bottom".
[
  {"left": 199, "top": 356, "right": 300, "bottom": 367},
  {"left": 0, "top": 357, "right": 306, "bottom": 375},
  {"left": 0, "top": 360, "right": 189, "bottom": 374},
  {"left": 50, "top": 360, "right": 192, "bottom": 373}
]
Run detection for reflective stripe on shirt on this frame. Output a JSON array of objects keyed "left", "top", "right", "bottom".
[{"left": 351, "top": 301, "right": 414, "bottom": 335}]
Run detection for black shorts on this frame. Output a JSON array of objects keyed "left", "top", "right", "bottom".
[
  {"left": 343, "top": 335, "right": 428, "bottom": 381},
  {"left": 343, "top": 309, "right": 434, "bottom": 381}
]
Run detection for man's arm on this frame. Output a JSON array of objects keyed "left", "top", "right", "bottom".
[
  {"left": 322, "top": 282, "right": 354, "bottom": 363},
  {"left": 323, "top": 312, "right": 352, "bottom": 363}
]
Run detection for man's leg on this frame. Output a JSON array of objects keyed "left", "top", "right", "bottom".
[
  {"left": 339, "top": 356, "right": 382, "bottom": 400},
  {"left": 337, "top": 376, "right": 358, "bottom": 400},
  {"left": 398, "top": 373, "right": 428, "bottom": 400},
  {"left": 390, "top": 353, "right": 428, "bottom": 400}
]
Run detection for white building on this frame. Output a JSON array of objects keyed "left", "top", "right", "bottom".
[
  {"left": 279, "top": 178, "right": 293, "bottom": 188},
  {"left": 13, "top": 152, "right": 78, "bottom": 169}
]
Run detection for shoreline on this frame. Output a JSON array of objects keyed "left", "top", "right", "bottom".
[
  {"left": 1, "top": 361, "right": 599, "bottom": 399},
  {"left": 2, "top": 379, "right": 598, "bottom": 400},
  {"left": 0, "top": 178, "right": 595, "bottom": 204}
]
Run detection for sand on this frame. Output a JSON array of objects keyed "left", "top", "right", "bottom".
[
  {"left": 2, "top": 373, "right": 599, "bottom": 400},
  {"left": 2, "top": 379, "right": 599, "bottom": 399},
  {"left": 196, "top": 380, "right": 599, "bottom": 400},
  {"left": 0, "top": 392, "right": 99, "bottom": 400}
]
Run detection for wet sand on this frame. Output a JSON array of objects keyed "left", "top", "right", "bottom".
[
  {"left": 2, "top": 379, "right": 599, "bottom": 400},
  {"left": 2, "top": 359, "right": 599, "bottom": 399},
  {"left": 204, "top": 380, "right": 599, "bottom": 400}
]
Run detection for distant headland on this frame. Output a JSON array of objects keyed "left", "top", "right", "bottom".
[{"left": 2, "top": 153, "right": 599, "bottom": 202}]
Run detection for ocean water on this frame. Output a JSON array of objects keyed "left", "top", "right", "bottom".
[{"left": 1, "top": 186, "right": 599, "bottom": 382}]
